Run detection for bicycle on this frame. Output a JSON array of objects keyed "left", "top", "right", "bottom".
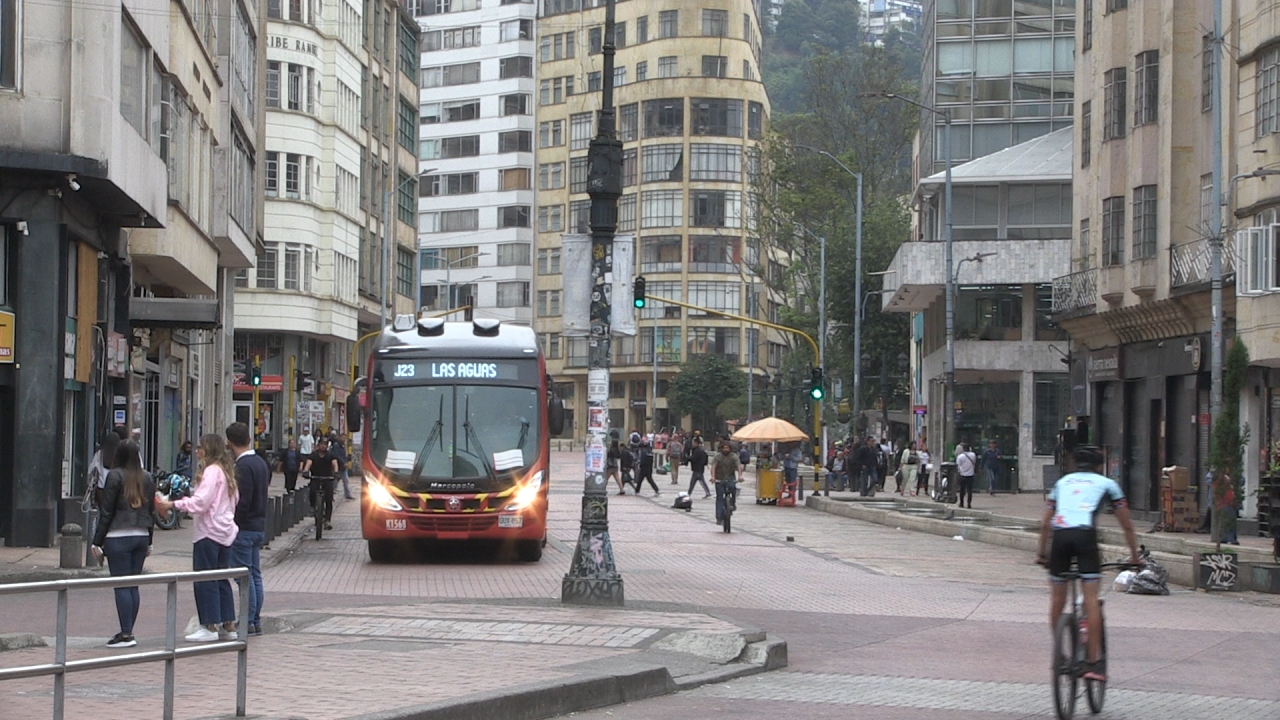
[
  {"left": 305, "top": 472, "right": 334, "bottom": 541},
  {"left": 1050, "top": 558, "right": 1139, "bottom": 719},
  {"left": 718, "top": 481, "right": 737, "bottom": 533}
]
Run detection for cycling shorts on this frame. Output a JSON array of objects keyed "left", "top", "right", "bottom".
[{"left": 1048, "top": 527, "right": 1101, "bottom": 582}]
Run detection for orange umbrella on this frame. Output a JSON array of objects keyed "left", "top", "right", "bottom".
[{"left": 730, "top": 417, "right": 809, "bottom": 443}]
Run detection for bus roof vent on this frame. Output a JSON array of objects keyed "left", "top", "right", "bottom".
[
  {"left": 392, "top": 314, "right": 416, "bottom": 332},
  {"left": 472, "top": 318, "right": 501, "bottom": 337},
  {"left": 416, "top": 317, "right": 446, "bottom": 336}
]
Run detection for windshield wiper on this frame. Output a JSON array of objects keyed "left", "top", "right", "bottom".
[
  {"left": 515, "top": 417, "right": 530, "bottom": 450},
  {"left": 410, "top": 394, "right": 446, "bottom": 484},
  {"left": 462, "top": 394, "right": 499, "bottom": 484}
]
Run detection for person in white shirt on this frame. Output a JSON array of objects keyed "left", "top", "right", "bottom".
[
  {"left": 297, "top": 427, "right": 315, "bottom": 462},
  {"left": 955, "top": 443, "right": 978, "bottom": 509}
]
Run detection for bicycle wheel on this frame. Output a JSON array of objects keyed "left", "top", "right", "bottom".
[
  {"left": 722, "top": 492, "right": 733, "bottom": 533},
  {"left": 1085, "top": 607, "right": 1107, "bottom": 714},
  {"left": 1052, "top": 613, "right": 1078, "bottom": 720},
  {"left": 314, "top": 485, "right": 324, "bottom": 541}
]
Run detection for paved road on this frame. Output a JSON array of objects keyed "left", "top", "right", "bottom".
[{"left": 2, "top": 452, "right": 1277, "bottom": 720}]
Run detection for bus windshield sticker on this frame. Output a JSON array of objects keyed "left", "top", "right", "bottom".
[
  {"left": 384, "top": 449, "right": 417, "bottom": 471},
  {"left": 493, "top": 449, "right": 524, "bottom": 471}
]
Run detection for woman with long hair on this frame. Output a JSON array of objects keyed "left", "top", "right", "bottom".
[
  {"left": 90, "top": 440, "right": 155, "bottom": 648},
  {"left": 158, "top": 433, "right": 239, "bottom": 642}
]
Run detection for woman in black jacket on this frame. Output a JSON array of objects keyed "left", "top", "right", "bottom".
[{"left": 91, "top": 440, "right": 156, "bottom": 649}]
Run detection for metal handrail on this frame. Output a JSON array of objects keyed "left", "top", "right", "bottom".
[{"left": 0, "top": 567, "right": 249, "bottom": 720}]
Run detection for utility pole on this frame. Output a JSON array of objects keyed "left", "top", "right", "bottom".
[
  {"left": 563, "top": 0, "right": 624, "bottom": 606},
  {"left": 1209, "top": 0, "right": 1224, "bottom": 440},
  {"left": 252, "top": 354, "right": 261, "bottom": 450}
]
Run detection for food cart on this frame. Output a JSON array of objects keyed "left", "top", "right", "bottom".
[{"left": 731, "top": 417, "right": 808, "bottom": 507}]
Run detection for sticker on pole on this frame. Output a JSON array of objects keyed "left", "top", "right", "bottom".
[
  {"left": 585, "top": 442, "right": 606, "bottom": 473},
  {"left": 588, "top": 407, "right": 606, "bottom": 430}
]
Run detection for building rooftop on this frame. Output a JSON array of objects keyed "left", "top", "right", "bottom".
[{"left": 921, "top": 127, "right": 1073, "bottom": 187}]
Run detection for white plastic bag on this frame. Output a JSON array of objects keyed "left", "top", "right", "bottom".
[{"left": 1113, "top": 569, "right": 1137, "bottom": 593}]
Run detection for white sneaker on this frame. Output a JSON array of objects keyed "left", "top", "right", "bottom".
[
  {"left": 218, "top": 627, "right": 239, "bottom": 641},
  {"left": 185, "top": 627, "right": 220, "bottom": 643}
]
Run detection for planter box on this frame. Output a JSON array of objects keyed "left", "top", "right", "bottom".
[
  {"left": 1194, "top": 552, "right": 1239, "bottom": 591},
  {"left": 1250, "top": 564, "right": 1280, "bottom": 594}
]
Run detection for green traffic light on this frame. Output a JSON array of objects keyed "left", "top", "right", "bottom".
[
  {"left": 810, "top": 386, "right": 824, "bottom": 400},
  {"left": 634, "top": 298, "right": 646, "bottom": 309}
]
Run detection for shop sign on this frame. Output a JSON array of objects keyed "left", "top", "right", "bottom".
[
  {"left": 1086, "top": 348, "right": 1121, "bottom": 382},
  {"left": 913, "top": 405, "right": 927, "bottom": 416},
  {"left": 0, "top": 310, "right": 13, "bottom": 363},
  {"left": 267, "top": 35, "right": 319, "bottom": 56}
]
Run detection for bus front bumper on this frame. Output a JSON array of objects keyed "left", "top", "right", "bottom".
[{"left": 362, "top": 504, "right": 547, "bottom": 541}]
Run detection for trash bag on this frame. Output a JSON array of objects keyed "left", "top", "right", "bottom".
[
  {"left": 1113, "top": 570, "right": 1137, "bottom": 593},
  {"left": 672, "top": 492, "right": 692, "bottom": 511},
  {"left": 1127, "top": 550, "right": 1170, "bottom": 596}
]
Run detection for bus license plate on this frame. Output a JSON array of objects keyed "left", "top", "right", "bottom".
[
  {"left": 385, "top": 518, "right": 407, "bottom": 531},
  {"left": 498, "top": 515, "right": 523, "bottom": 528}
]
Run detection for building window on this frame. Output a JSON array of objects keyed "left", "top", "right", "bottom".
[
  {"left": 1133, "top": 50, "right": 1158, "bottom": 127},
  {"left": 588, "top": 26, "right": 603, "bottom": 54},
  {"left": 1201, "top": 35, "right": 1214, "bottom": 113},
  {"left": 1077, "top": 218, "right": 1091, "bottom": 269},
  {"left": 587, "top": 71, "right": 601, "bottom": 91},
  {"left": 1103, "top": 67, "right": 1126, "bottom": 140},
  {"left": 537, "top": 289, "right": 562, "bottom": 317},
  {"left": 398, "top": 172, "right": 417, "bottom": 226},
  {"left": 619, "top": 103, "right": 639, "bottom": 141},
  {"left": 0, "top": 0, "right": 17, "bottom": 88},
  {"left": 743, "top": 60, "right": 753, "bottom": 80},
  {"left": 622, "top": 149, "right": 637, "bottom": 186},
  {"left": 702, "top": 9, "right": 728, "bottom": 36},
  {"left": 1101, "top": 196, "right": 1124, "bottom": 266},
  {"left": 1258, "top": 47, "right": 1280, "bottom": 137},
  {"left": 689, "top": 235, "right": 739, "bottom": 272},
  {"left": 641, "top": 190, "right": 683, "bottom": 228},
  {"left": 636, "top": 61, "right": 647, "bottom": 82},
  {"left": 545, "top": 334, "right": 562, "bottom": 359},
  {"left": 640, "top": 235, "right": 682, "bottom": 273},
  {"left": 657, "top": 56, "right": 678, "bottom": 78},
  {"left": 396, "top": 248, "right": 414, "bottom": 297},
  {"left": 642, "top": 144, "right": 684, "bottom": 183},
  {"left": 702, "top": 55, "right": 728, "bottom": 78},
  {"left": 498, "top": 130, "right": 532, "bottom": 152},
  {"left": 640, "top": 326, "right": 681, "bottom": 363},
  {"left": 748, "top": 102, "right": 763, "bottom": 139},
  {"left": 501, "top": 167, "right": 530, "bottom": 190},
  {"left": 537, "top": 247, "right": 561, "bottom": 274},
  {"left": 569, "top": 157, "right": 589, "bottom": 193},
  {"left": 539, "top": 120, "right": 564, "bottom": 148},
  {"left": 399, "top": 21, "right": 417, "bottom": 78},
  {"left": 1200, "top": 173, "right": 1214, "bottom": 235},
  {"left": 643, "top": 98, "right": 683, "bottom": 137},
  {"left": 284, "top": 246, "right": 301, "bottom": 290},
  {"left": 425, "top": 209, "right": 480, "bottom": 233},
  {"left": 497, "top": 281, "right": 530, "bottom": 307},
  {"left": 1080, "top": 100, "right": 1091, "bottom": 167},
  {"left": 422, "top": 98, "right": 480, "bottom": 124},
  {"left": 613, "top": 66, "right": 627, "bottom": 87},
  {"left": 284, "top": 153, "right": 302, "bottom": 198},
  {"left": 539, "top": 162, "right": 564, "bottom": 190},
  {"left": 421, "top": 62, "right": 481, "bottom": 87},
  {"left": 687, "top": 327, "right": 739, "bottom": 363},
  {"left": 500, "top": 18, "right": 533, "bottom": 41},
  {"left": 266, "top": 61, "right": 280, "bottom": 108},
  {"left": 398, "top": 98, "right": 416, "bottom": 151},
  {"left": 659, "top": 9, "right": 679, "bottom": 38},
  {"left": 636, "top": 15, "right": 648, "bottom": 43},
  {"left": 235, "top": 270, "right": 249, "bottom": 288},
  {"left": 569, "top": 199, "right": 590, "bottom": 232},
  {"left": 120, "top": 17, "right": 151, "bottom": 139},
  {"left": 414, "top": 0, "right": 481, "bottom": 16},
  {"left": 256, "top": 247, "right": 277, "bottom": 289},
  {"left": 538, "top": 205, "right": 564, "bottom": 232},
  {"left": 500, "top": 205, "right": 531, "bottom": 228},
  {"left": 618, "top": 193, "right": 636, "bottom": 232},
  {"left": 1106, "top": 0, "right": 1127, "bottom": 11},
  {"left": 499, "top": 56, "right": 533, "bottom": 79},
  {"left": 1033, "top": 375, "right": 1070, "bottom": 455},
  {"left": 1082, "top": 0, "right": 1092, "bottom": 52},
  {"left": 691, "top": 98, "right": 742, "bottom": 137},
  {"left": 539, "top": 76, "right": 573, "bottom": 105},
  {"left": 690, "top": 144, "right": 741, "bottom": 181},
  {"left": 501, "top": 93, "right": 531, "bottom": 116},
  {"left": 265, "top": 152, "right": 279, "bottom": 197},
  {"left": 570, "top": 112, "right": 593, "bottom": 150},
  {"left": 1131, "top": 185, "right": 1157, "bottom": 259},
  {"left": 422, "top": 26, "right": 481, "bottom": 50},
  {"left": 423, "top": 172, "right": 478, "bottom": 196}
]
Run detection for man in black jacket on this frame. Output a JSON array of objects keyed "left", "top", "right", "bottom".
[
  {"left": 855, "top": 437, "right": 880, "bottom": 497},
  {"left": 686, "top": 437, "right": 711, "bottom": 498},
  {"left": 227, "top": 422, "right": 270, "bottom": 636}
]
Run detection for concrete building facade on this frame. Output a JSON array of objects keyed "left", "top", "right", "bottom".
[
  {"left": 409, "top": 0, "right": 538, "bottom": 325},
  {"left": 234, "top": 0, "right": 419, "bottom": 449},
  {"left": 534, "top": 0, "right": 783, "bottom": 437},
  {"left": 863, "top": 0, "right": 923, "bottom": 43}
]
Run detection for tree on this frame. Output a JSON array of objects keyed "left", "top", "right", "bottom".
[
  {"left": 667, "top": 354, "right": 748, "bottom": 437},
  {"left": 1209, "top": 338, "right": 1250, "bottom": 550}
]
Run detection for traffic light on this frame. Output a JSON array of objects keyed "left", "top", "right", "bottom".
[
  {"left": 633, "top": 276, "right": 647, "bottom": 309},
  {"left": 249, "top": 364, "right": 262, "bottom": 387},
  {"left": 808, "top": 367, "right": 825, "bottom": 401},
  {"left": 295, "top": 369, "right": 312, "bottom": 392}
]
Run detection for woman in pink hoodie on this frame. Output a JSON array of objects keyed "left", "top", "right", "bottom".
[{"left": 158, "top": 433, "right": 239, "bottom": 642}]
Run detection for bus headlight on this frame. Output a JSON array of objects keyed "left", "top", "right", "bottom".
[
  {"left": 505, "top": 471, "right": 544, "bottom": 511},
  {"left": 364, "top": 478, "right": 404, "bottom": 512}
]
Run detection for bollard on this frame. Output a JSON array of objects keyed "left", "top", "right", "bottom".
[{"left": 60, "top": 523, "right": 86, "bottom": 569}]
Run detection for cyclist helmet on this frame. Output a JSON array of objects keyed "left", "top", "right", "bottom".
[{"left": 1074, "top": 445, "right": 1105, "bottom": 470}]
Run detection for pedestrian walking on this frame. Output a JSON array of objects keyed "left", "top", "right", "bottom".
[
  {"left": 982, "top": 440, "right": 1002, "bottom": 495},
  {"left": 898, "top": 441, "right": 920, "bottom": 497},
  {"left": 619, "top": 440, "right": 635, "bottom": 493},
  {"left": 607, "top": 437, "right": 625, "bottom": 495},
  {"left": 856, "top": 437, "right": 879, "bottom": 497},
  {"left": 157, "top": 434, "right": 240, "bottom": 643},
  {"left": 331, "top": 433, "right": 355, "bottom": 500},
  {"left": 687, "top": 436, "right": 711, "bottom": 498},
  {"left": 297, "top": 427, "right": 315, "bottom": 462},
  {"left": 667, "top": 433, "right": 684, "bottom": 486},
  {"left": 91, "top": 440, "right": 155, "bottom": 649},
  {"left": 631, "top": 438, "right": 661, "bottom": 495},
  {"left": 279, "top": 440, "right": 302, "bottom": 492},
  {"left": 712, "top": 441, "right": 744, "bottom": 525},
  {"left": 227, "top": 422, "right": 269, "bottom": 637},
  {"left": 916, "top": 445, "right": 932, "bottom": 496},
  {"left": 956, "top": 442, "right": 978, "bottom": 509},
  {"left": 877, "top": 437, "right": 893, "bottom": 492}
]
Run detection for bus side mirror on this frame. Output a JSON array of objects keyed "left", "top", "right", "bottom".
[
  {"left": 548, "top": 397, "right": 566, "bottom": 437},
  {"left": 346, "top": 393, "right": 362, "bottom": 432}
]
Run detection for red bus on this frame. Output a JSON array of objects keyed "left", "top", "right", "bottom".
[{"left": 353, "top": 316, "right": 564, "bottom": 562}]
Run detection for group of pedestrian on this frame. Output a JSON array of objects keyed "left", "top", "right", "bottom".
[
  {"left": 91, "top": 422, "right": 270, "bottom": 648},
  {"left": 606, "top": 431, "right": 663, "bottom": 497}
]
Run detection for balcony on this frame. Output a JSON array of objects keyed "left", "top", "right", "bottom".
[
  {"left": 1171, "top": 235, "right": 1236, "bottom": 289},
  {"left": 1051, "top": 267, "right": 1097, "bottom": 314}
]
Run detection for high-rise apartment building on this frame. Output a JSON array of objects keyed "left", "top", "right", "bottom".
[
  {"left": 863, "top": 0, "right": 923, "bottom": 43},
  {"left": 234, "top": 0, "right": 420, "bottom": 448},
  {"left": 0, "top": 0, "right": 264, "bottom": 546},
  {"left": 534, "top": 0, "right": 781, "bottom": 435},
  {"left": 410, "top": 0, "right": 538, "bottom": 325}
]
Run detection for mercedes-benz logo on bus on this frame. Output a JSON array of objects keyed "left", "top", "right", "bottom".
[{"left": 446, "top": 497, "right": 462, "bottom": 512}]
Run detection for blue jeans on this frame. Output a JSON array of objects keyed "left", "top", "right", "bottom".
[
  {"left": 103, "top": 535, "right": 149, "bottom": 635},
  {"left": 715, "top": 480, "right": 737, "bottom": 521},
  {"left": 230, "top": 530, "right": 264, "bottom": 626},
  {"left": 192, "top": 538, "right": 236, "bottom": 626},
  {"left": 784, "top": 466, "right": 798, "bottom": 485},
  {"left": 859, "top": 467, "right": 877, "bottom": 496}
]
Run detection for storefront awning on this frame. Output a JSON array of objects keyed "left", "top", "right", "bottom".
[{"left": 129, "top": 297, "right": 219, "bottom": 329}]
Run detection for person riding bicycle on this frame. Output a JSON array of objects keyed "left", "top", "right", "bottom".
[
  {"left": 303, "top": 439, "right": 339, "bottom": 531},
  {"left": 1036, "top": 445, "right": 1140, "bottom": 683},
  {"left": 712, "top": 441, "right": 744, "bottom": 526}
]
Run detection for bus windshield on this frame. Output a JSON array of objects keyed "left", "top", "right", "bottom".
[{"left": 369, "top": 383, "right": 540, "bottom": 490}]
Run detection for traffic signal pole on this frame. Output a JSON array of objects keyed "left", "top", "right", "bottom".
[
  {"left": 252, "top": 354, "right": 261, "bottom": 450},
  {"left": 648, "top": 295, "right": 822, "bottom": 499}
]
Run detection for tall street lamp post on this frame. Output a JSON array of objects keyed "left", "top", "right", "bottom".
[
  {"left": 860, "top": 92, "right": 953, "bottom": 456},
  {"left": 383, "top": 169, "right": 432, "bottom": 328},
  {"left": 442, "top": 251, "right": 490, "bottom": 312}
]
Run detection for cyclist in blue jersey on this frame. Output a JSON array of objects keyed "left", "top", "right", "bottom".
[{"left": 1036, "top": 446, "right": 1140, "bottom": 682}]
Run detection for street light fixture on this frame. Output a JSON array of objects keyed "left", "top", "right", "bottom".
[
  {"left": 858, "top": 91, "right": 954, "bottom": 456},
  {"left": 437, "top": 251, "right": 491, "bottom": 312}
]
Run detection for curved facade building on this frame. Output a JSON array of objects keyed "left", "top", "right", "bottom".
[{"left": 534, "top": 0, "right": 782, "bottom": 435}]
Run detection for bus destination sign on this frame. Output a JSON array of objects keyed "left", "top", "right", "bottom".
[{"left": 383, "top": 360, "right": 523, "bottom": 381}]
